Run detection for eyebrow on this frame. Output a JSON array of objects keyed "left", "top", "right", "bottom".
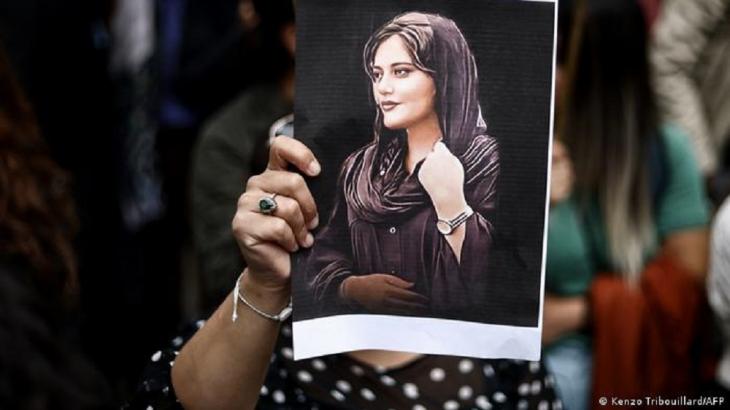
[{"left": 371, "top": 62, "right": 416, "bottom": 70}]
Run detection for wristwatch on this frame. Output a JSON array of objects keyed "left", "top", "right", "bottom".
[{"left": 436, "top": 206, "right": 474, "bottom": 235}]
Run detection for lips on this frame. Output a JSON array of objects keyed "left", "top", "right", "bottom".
[{"left": 380, "top": 101, "right": 399, "bottom": 112}]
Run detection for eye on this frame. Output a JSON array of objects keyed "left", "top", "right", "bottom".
[
  {"left": 371, "top": 71, "right": 383, "bottom": 82},
  {"left": 394, "top": 68, "right": 410, "bottom": 78}
]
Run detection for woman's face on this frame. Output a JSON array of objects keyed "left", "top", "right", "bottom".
[{"left": 371, "top": 35, "right": 437, "bottom": 130}]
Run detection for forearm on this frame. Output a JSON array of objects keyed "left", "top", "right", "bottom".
[
  {"left": 171, "top": 270, "right": 288, "bottom": 410},
  {"left": 542, "top": 295, "right": 589, "bottom": 345},
  {"left": 553, "top": 296, "right": 588, "bottom": 333}
]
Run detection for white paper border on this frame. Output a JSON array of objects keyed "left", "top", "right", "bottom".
[{"left": 294, "top": 315, "right": 541, "bottom": 361}]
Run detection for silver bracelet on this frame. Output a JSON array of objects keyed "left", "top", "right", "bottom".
[{"left": 231, "top": 271, "right": 292, "bottom": 323}]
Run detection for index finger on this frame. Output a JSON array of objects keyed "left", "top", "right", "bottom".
[
  {"left": 269, "top": 136, "right": 321, "bottom": 176},
  {"left": 384, "top": 275, "right": 414, "bottom": 289},
  {"left": 389, "top": 288, "right": 430, "bottom": 305}
]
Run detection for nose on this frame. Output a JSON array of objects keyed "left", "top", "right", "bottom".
[{"left": 376, "top": 75, "right": 393, "bottom": 95}]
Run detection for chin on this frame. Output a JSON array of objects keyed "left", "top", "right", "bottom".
[{"left": 382, "top": 116, "right": 408, "bottom": 130}]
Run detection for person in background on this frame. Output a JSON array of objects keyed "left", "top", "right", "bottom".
[
  {"left": 0, "top": 41, "right": 112, "bottom": 410},
  {"left": 175, "top": 0, "right": 269, "bottom": 120},
  {"left": 543, "top": 0, "right": 710, "bottom": 408},
  {"left": 651, "top": 0, "right": 730, "bottom": 205},
  {"left": 191, "top": 0, "right": 295, "bottom": 313}
]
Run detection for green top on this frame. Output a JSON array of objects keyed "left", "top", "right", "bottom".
[
  {"left": 191, "top": 84, "right": 291, "bottom": 312},
  {"left": 544, "top": 125, "right": 710, "bottom": 348}
]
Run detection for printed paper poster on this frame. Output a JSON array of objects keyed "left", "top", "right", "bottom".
[{"left": 291, "top": 0, "right": 557, "bottom": 360}]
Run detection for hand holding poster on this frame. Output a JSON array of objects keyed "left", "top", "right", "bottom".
[{"left": 291, "top": 0, "right": 556, "bottom": 360}]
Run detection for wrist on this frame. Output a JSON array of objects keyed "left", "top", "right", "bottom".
[
  {"left": 241, "top": 269, "right": 290, "bottom": 311},
  {"left": 339, "top": 276, "right": 360, "bottom": 299},
  {"left": 434, "top": 196, "right": 468, "bottom": 220},
  {"left": 339, "top": 277, "right": 363, "bottom": 308},
  {"left": 562, "top": 296, "right": 589, "bottom": 332}
]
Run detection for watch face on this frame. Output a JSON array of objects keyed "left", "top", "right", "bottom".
[{"left": 436, "top": 220, "right": 452, "bottom": 235}]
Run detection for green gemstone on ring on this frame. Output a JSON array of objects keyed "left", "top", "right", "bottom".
[{"left": 259, "top": 197, "right": 278, "bottom": 214}]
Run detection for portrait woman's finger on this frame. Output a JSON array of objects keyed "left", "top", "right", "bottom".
[
  {"left": 246, "top": 170, "right": 319, "bottom": 228},
  {"left": 384, "top": 297, "right": 429, "bottom": 314},
  {"left": 386, "top": 287, "right": 430, "bottom": 305},
  {"left": 268, "top": 135, "right": 321, "bottom": 177}
]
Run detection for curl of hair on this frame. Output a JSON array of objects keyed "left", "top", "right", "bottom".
[
  {"left": 559, "top": 0, "right": 658, "bottom": 281},
  {"left": 0, "top": 45, "right": 78, "bottom": 298}
]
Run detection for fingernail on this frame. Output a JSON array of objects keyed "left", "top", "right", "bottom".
[
  {"left": 303, "top": 233, "right": 314, "bottom": 248},
  {"left": 292, "top": 244, "right": 300, "bottom": 252},
  {"left": 308, "top": 160, "right": 321, "bottom": 176},
  {"left": 308, "top": 215, "right": 319, "bottom": 230}
]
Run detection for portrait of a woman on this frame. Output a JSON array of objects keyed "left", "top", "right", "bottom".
[{"left": 306, "top": 12, "right": 500, "bottom": 318}]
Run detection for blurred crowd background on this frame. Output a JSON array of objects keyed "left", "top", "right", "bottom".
[{"left": 0, "top": 0, "right": 729, "bottom": 408}]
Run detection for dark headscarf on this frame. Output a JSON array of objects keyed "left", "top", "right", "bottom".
[{"left": 344, "top": 12, "right": 495, "bottom": 223}]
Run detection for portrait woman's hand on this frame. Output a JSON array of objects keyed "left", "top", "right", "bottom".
[
  {"left": 232, "top": 136, "right": 321, "bottom": 295},
  {"left": 418, "top": 141, "right": 468, "bottom": 218},
  {"left": 340, "top": 274, "right": 429, "bottom": 314}
]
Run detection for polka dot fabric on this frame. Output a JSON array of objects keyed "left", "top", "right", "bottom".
[{"left": 127, "top": 320, "right": 561, "bottom": 409}]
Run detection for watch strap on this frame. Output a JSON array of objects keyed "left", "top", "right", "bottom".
[{"left": 437, "top": 205, "right": 474, "bottom": 235}]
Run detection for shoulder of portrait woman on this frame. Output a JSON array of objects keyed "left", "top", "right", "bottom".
[
  {"left": 463, "top": 134, "right": 498, "bottom": 158},
  {"left": 339, "top": 142, "right": 377, "bottom": 174}
]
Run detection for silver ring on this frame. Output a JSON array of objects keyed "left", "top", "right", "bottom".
[{"left": 258, "top": 193, "right": 278, "bottom": 215}]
